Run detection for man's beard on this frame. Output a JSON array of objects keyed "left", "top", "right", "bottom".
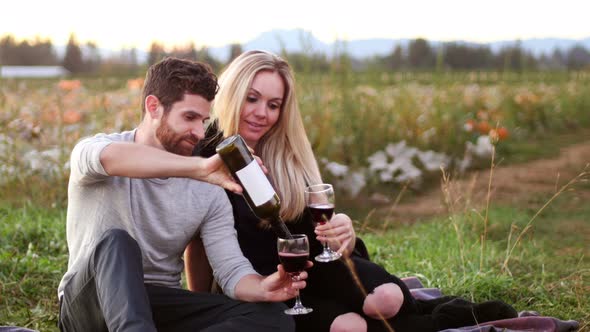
[{"left": 155, "top": 115, "right": 198, "bottom": 156}]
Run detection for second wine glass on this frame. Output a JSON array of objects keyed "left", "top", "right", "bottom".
[
  {"left": 278, "top": 234, "right": 313, "bottom": 315},
  {"left": 305, "top": 183, "right": 342, "bottom": 262}
]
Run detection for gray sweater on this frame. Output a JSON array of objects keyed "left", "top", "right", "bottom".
[{"left": 58, "top": 130, "right": 257, "bottom": 299}]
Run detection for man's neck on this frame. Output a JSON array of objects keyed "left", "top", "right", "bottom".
[{"left": 135, "top": 122, "right": 160, "bottom": 149}]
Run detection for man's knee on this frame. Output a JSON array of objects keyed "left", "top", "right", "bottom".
[
  {"left": 90, "top": 228, "right": 142, "bottom": 271},
  {"left": 96, "top": 229, "right": 139, "bottom": 254}
]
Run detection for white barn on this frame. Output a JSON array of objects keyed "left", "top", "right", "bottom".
[{"left": 0, "top": 66, "right": 70, "bottom": 78}]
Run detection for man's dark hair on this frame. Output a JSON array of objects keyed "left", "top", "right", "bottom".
[{"left": 141, "top": 57, "right": 218, "bottom": 115}]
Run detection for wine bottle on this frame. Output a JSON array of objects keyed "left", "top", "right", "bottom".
[{"left": 216, "top": 135, "right": 293, "bottom": 239}]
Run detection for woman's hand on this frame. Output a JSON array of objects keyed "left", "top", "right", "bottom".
[{"left": 314, "top": 213, "right": 356, "bottom": 256}]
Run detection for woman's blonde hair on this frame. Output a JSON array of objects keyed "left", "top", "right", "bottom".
[{"left": 212, "top": 50, "right": 321, "bottom": 221}]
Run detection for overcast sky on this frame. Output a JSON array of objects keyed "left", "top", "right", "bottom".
[{"left": 2, "top": 0, "right": 589, "bottom": 50}]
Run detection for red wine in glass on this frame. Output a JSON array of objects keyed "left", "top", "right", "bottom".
[
  {"left": 308, "top": 203, "right": 334, "bottom": 226},
  {"left": 305, "top": 184, "right": 341, "bottom": 262},
  {"left": 279, "top": 252, "right": 309, "bottom": 274},
  {"left": 278, "top": 234, "right": 313, "bottom": 315}
]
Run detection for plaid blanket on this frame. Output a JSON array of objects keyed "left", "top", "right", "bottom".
[{"left": 402, "top": 277, "right": 580, "bottom": 332}]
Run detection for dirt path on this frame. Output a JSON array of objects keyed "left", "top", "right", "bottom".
[{"left": 379, "top": 140, "right": 590, "bottom": 223}]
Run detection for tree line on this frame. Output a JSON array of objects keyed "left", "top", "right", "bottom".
[
  {"left": 1, "top": 33, "right": 589, "bottom": 75},
  {"left": 376, "top": 38, "right": 590, "bottom": 71}
]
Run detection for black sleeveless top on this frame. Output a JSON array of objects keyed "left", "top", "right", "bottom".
[{"left": 193, "top": 126, "right": 517, "bottom": 332}]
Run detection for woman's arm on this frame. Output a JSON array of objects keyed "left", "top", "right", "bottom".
[{"left": 184, "top": 237, "right": 213, "bottom": 292}]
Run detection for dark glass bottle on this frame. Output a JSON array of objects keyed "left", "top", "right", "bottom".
[{"left": 216, "top": 135, "right": 293, "bottom": 239}]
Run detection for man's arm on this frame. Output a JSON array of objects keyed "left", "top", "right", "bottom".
[
  {"left": 100, "top": 142, "right": 241, "bottom": 193},
  {"left": 184, "top": 236, "right": 309, "bottom": 302}
]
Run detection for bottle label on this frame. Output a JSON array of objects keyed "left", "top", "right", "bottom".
[{"left": 235, "top": 160, "right": 275, "bottom": 206}]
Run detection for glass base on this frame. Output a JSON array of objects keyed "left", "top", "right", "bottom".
[
  {"left": 315, "top": 250, "right": 342, "bottom": 262},
  {"left": 284, "top": 306, "right": 313, "bottom": 315}
]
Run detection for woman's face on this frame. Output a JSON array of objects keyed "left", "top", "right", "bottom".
[{"left": 238, "top": 70, "right": 284, "bottom": 148}]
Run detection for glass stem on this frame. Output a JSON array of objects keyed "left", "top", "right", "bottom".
[
  {"left": 293, "top": 295, "right": 304, "bottom": 309},
  {"left": 323, "top": 239, "right": 332, "bottom": 253},
  {"left": 291, "top": 274, "right": 304, "bottom": 309}
]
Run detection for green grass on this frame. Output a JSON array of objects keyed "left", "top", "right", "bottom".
[
  {"left": 1, "top": 187, "right": 588, "bottom": 330},
  {"left": 361, "top": 191, "right": 589, "bottom": 329},
  {"left": 0, "top": 204, "right": 66, "bottom": 331}
]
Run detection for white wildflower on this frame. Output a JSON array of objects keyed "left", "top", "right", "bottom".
[
  {"left": 24, "top": 150, "right": 42, "bottom": 171},
  {"left": 367, "top": 151, "right": 388, "bottom": 172},
  {"left": 417, "top": 150, "right": 451, "bottom": 171},
  {"left": 470, "top": 135, "right": 494, "bottom": 158},
  {"left": 324, "top": 161, "right": 349, "bottom": 177},
  {"left": 395, "top": 163, "right": 422, "bottom": 183},
  {"left": 336, "top": 170, "right": 366, "bottom": 197},
  {"left": 385, "top": 141, "right": 407, "bottom": 158},
  {"left": 379, "top": 170, "right": 394, "bottom": 182},
  {"left": 385, "top": 141, "right": 418, "bottom": 161},
  {"left": 23, "top": 147, "right": 66, "bottom": 174},
  {"left": 388, "top": 158, "right": 422, "bottom": 183}
]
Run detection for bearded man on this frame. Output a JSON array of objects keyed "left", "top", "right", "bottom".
[{"left": 57, "top": 57, "right": 306, "bottom": 332}]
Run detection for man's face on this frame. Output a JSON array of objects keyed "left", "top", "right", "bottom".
[{"left": 156, "top": 93, "right": 211, "bottom": 156}]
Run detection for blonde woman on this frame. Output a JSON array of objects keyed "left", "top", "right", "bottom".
[{"left": 190, "top": 50, "right": 517, "bottom": 332}]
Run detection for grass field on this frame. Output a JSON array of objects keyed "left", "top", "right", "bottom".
[{"left": 1, "top": 71, "right": 589, "bottom": 330}]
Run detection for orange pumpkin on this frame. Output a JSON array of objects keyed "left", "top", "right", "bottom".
[
  {"left": 63, "top": 110, "right": 82, "bottom": 124},
  {"left": 477, "top": 121, "right": 491, "bottom": 134}
]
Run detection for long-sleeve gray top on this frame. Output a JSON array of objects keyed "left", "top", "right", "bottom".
[{"left": 58, "top": 129, "right": 257, "bottom": 299}]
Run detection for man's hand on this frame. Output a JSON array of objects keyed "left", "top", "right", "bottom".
[
  {"left": 315, "top": 213, "right": 356, "bottom": 256},
  {"left": 234, "top": 261, "right": 312, "bottom": 302},
  {"left": 193, "top": 153, "right": 268, "bottom": 193},
  {"left": 195, "top": 154, "right": 242, "bottom": 193},
  {"left": 260, "top": 262, "right": 312, "bottom": 302}
]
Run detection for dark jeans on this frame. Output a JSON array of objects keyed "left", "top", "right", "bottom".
[{"left": 58, "top": 229, "right": 293, "bottom": 332}]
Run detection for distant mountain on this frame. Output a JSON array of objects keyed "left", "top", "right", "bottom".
[
  {"left": 209, "top": 29, "right": 327, "bottom": 61},
  {"left": 209, "top": 29, "right": 590, "bottom": 62},
  {"left": 209, "top": 30, "right": 410, "bottom": 61}
]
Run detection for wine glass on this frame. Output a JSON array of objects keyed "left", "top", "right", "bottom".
[
  {"left": 277, "top": 234, "right": 313, "bottom": 315},
  {"left": 305, "top": 183, "right": 342, "bottom": 262}
]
